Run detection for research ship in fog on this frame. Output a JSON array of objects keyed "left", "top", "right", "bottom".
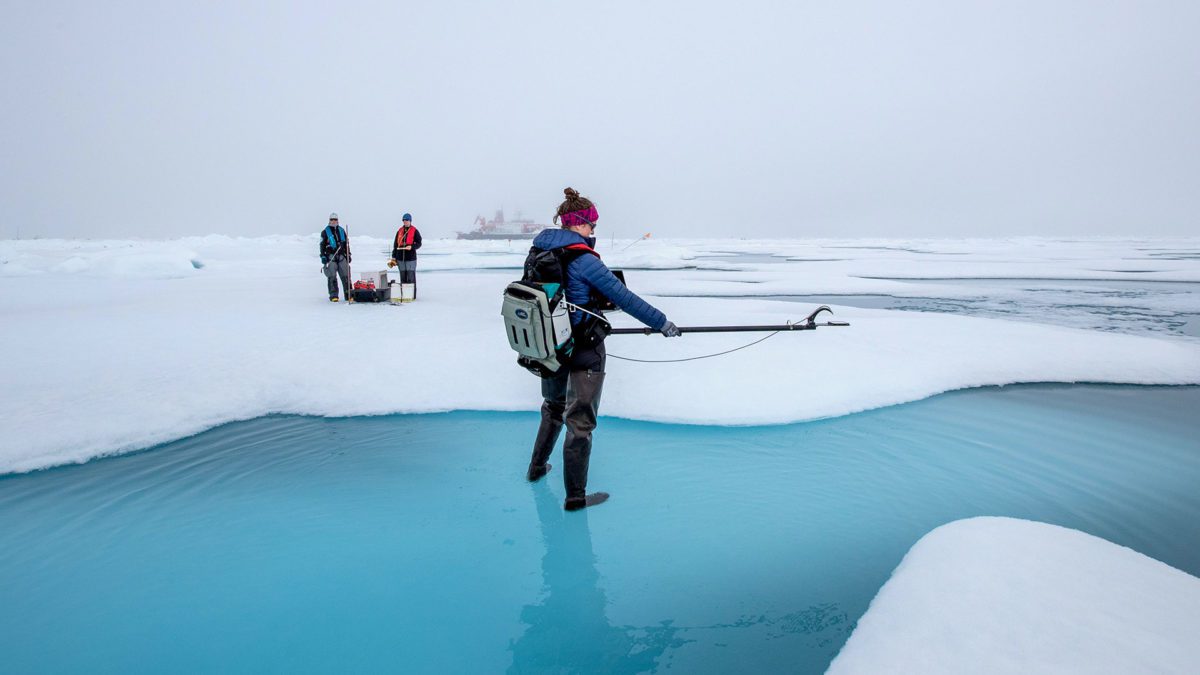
[{"left": 456, "top": 209, "right": 550, "bottom": 240}]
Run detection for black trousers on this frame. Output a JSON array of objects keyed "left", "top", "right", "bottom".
[{"left": 529, "top": 344, "right": 606, "bottom": 500}]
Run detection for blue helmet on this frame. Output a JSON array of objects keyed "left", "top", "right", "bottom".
[{"left": 402, "top": 213, "right": 412, "bottom": 222}]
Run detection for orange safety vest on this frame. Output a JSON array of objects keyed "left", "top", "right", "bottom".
[{"left": 395, "top": 226, "right": 417, "bottom": 248}]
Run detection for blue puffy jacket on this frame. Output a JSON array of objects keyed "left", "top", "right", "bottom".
[{"left": 531, "top": 229, "right": 667, "bottom": 331}]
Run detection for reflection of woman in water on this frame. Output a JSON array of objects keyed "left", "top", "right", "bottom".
[{"left": 507, "top": 483, "right": 683, "bottom": 674}]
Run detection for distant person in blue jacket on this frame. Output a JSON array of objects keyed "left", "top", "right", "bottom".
[
  {"left": 319, "top": 212, "right": 352, "bottom": 302},
  {"left": 526, "top": 188, "right": 680, "bottom": 511}
]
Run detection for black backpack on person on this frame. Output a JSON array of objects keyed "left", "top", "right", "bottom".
[{"left": 500, "top": 244, "right": 602, "bottom": 378}]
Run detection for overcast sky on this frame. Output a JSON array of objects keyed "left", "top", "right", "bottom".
[{"left": 2, "top": 1, "right": 1197, "bottom": 240}]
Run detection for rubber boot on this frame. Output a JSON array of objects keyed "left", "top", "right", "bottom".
[
  {"left": 564, "top": 492, "right": 609, "bottom": 511},
  {"left": 528, "top": 395, "right": 565, "bottom": 481},
  {"left": 562, "top": 369, "right": 605, "bottom": 503},
  {"left": 526, "top": 463, "right": 552, "bottom": 482}
]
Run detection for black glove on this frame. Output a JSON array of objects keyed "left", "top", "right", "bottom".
[{"left": 660, "top": 320, "right": 681, "bottom": 337}]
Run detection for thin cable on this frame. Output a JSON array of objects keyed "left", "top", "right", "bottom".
[
  {"left": 565, "top": 301, "right": 797, "bottom": 364},
  {"left": 609, "top": 330, "right": 784, "bottom": 363}
]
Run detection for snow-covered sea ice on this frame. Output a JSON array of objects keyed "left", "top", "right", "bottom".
[{"left": 2, "top": 236, "right": 1199, "bottom": 673}]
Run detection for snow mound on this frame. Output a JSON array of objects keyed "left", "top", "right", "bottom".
[
  {"left": 1, "top": 239, "right": 202, "bottom": 279},
  {"left": 828, "top": 517, "right": 1200, "bottom": 674}
]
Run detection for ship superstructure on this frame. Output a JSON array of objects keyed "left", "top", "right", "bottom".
[{"left": 457, "top": 209, "right": 550, "bottom": 240}]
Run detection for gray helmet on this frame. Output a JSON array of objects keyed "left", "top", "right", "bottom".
[{"left": 329, "top": 212, "right": 339, "bottom": 220}]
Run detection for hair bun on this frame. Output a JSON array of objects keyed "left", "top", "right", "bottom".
[{"left": 564, "top": 187, "right": 579, "bottom": 199}]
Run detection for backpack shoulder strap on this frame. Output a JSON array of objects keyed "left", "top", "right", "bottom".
[{"left": 552, "top": 245, "right": 599, "bottom": 292}]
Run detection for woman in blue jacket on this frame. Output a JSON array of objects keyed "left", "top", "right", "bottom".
[{"left": 527, "top": 188, "right": 680, "bottom": 511}]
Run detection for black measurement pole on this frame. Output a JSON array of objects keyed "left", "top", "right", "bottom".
[
  {"left": 609, "top": 305, "right": 848, "bottom": 335},
  {"left": 610, "top": 321, "right": 848, "bottom": 335}
]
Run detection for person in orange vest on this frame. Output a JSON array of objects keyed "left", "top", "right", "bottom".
[{"left": 387, "top": 213, "right": 423, "bottom": 298}]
